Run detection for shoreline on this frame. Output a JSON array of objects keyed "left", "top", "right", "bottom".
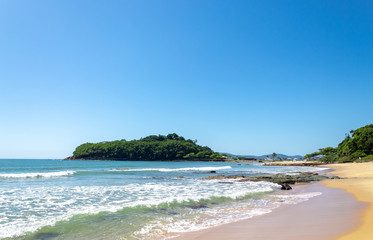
[
  {"left": 173, "top": 182, "right": 364, "bottom": 240},
  {"left": 322, "top": 162, "right": 373, "bottom": 240}
]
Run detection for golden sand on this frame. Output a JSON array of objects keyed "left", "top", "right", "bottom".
[
  {"left": 175, "top": 183, "right": 363, "bottom": 240},
  {"left": 323, "top": 162, "right": 373, "bottom": 240}
]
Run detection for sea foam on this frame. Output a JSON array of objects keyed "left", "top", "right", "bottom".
[
  {"left": 0, "top": 171, "right": 76, "bottom": 178},
  {"left": 0, "top": 179, "right": 275, "bottom": 238},
  {"left": 133, "top": 191, "right": 323, "bottom": 239}
]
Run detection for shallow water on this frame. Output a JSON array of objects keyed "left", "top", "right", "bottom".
[{"left": 0, "top": 159, "right": 326, "bottom": 239}]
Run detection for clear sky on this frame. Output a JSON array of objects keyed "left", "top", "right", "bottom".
[{"left": 0, "top": 0, "right": 372, "bottom": 158}]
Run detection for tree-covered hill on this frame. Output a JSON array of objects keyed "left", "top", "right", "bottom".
[
  {"left": 66, "top": 133, "right": 224, "bottom": 161},
  {"left": 305, "top": 124, "right": 373, "bottom": 163}
]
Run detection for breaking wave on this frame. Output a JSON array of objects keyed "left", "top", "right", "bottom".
[{"left": 0, "top": 171, "right": 76, "bottom": 178}]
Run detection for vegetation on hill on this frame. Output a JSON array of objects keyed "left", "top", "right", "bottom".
[
  {"left": 67, "top": 133, "right": 224, "bottom": 161},
  {"left": 305, "top": 124, "right": 373, "bottom": 163}
]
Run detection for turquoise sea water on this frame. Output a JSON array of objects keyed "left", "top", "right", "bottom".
[{"left": 0, "top": 159, "right": 326, "bottom": 240}]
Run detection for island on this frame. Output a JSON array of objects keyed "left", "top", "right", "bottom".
[{"left": 65, "top": 133, "right": 224, "bottom": 161}]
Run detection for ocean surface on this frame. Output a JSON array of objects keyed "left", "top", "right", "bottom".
[{"left": 0, "top": 159, "right": 327, "bottom": 240}]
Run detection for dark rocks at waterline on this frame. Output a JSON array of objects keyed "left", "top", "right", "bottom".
[
  {"left": 200, "top": 170, "right": 217, "bottom": 173},
  {"left": 250, "top": 173, "right": 341, "bottom": 184},
  {"left": 151, "top": 177, "right": 165, "bottom": 180},
  {"left": 281, "top": 183, "right": 292, "bottom": 190},
  {"left": 202, "top": 175, "right": 246, "bottom": 180},
  {"left": 202, "top": 172, "right": 341, "bottom": 185}
]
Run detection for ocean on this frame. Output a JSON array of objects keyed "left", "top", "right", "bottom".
[{"left": 0, "top": 159, "right": 327, "bottom": 240}]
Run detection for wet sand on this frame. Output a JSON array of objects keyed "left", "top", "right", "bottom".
[
  {"left": 323, "top": 162, "right": 373, "bottom": 240},
  {"left": 175, "top": 182, "right": 364, "bottom": 240}
]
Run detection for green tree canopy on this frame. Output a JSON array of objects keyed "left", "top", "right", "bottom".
[
  {"left": 70, "top": 133, "right": 224, "bottom": 161},
  {"left": 305, "top": 124, "right": 373, "bottom": 162}
]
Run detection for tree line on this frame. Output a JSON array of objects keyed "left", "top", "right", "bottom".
[{"left": 305, "top": 124, "right": 373, "bottom": 163}]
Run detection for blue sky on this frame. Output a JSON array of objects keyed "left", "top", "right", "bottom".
[{"left": 0, "top": 0, "right": 372, "bottom": 158}]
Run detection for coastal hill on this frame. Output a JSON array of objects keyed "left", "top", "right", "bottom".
[
  {"left": 66, "top": 133, "right": 223, "bottom": 161},
  {"left": 305, "top": 124, "right": 373, "bottom": 163}
]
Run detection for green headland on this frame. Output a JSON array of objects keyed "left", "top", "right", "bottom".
[
  {"left": 305, "top": 124, "right": 373, "bottom": 163},
  {"left": 66, "top": 133, "right": 224, "bottom": 161}
]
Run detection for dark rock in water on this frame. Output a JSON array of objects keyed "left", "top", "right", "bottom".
[
  {"left": 177, "top": 176, "right": 184, "bottom": 178},
  {"left": 281, "top": 183, "right": 292, "bottom": 190},
  {"left": 151, "top": 177, "right": 164, "bottom": 179},
  {"left": 210, "top": 171, "right": 216, "bottom": 173}
]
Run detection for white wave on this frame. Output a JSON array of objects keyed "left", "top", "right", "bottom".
[
  {"left": 0, "top": 178, "right": 275, "bottom": 238},
  {"left": 0, "top": 171, "right": 76, "bottom": 178},
  {"left": 110, "top": 166, "right": 232, "bottom": 172}
]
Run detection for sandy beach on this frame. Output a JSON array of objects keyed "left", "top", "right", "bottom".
[
  {"left": 175, "top": 182, "right": 364, "bottom": 240},
  {"left": 175, "top": 162, "right": 373, "bottom": 240},
  {"left": 323, "top": 162, "right": 373, "bottom": 240}
]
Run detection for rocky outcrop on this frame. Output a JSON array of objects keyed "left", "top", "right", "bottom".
[
  {"left": 263, "top": 161, "right": 323, "bottom": 167},
  {"left": 202, "top": 175, "right": 246, "bottom": 180},
  {"left": 202, "top": 172, "right": 341, "bottom": 189},
  {"left": 281, "top": 183, "right": 292, "bottom": 190}
]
